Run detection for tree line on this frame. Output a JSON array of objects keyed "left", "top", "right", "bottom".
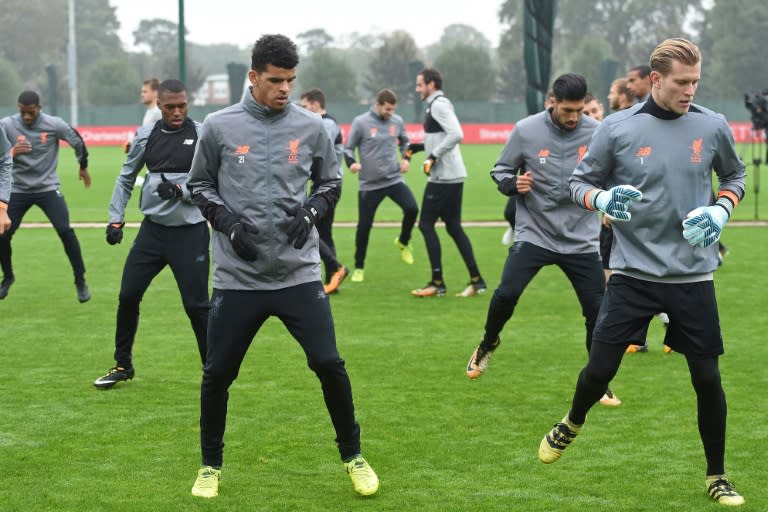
[{"left": 0, "top": 0, "right": 766, "bottom": 109}]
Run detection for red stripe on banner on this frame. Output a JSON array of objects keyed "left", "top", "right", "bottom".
[{"left": 76, "top": 123, "right": 766, "bottom": 146}]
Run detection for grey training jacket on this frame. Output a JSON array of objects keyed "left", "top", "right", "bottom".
[
  {"left": 570, "top": 98, "right": 745, "bottom": 280},
  {"left": 0, "top": 125, "right": 11, "bottom": 204},
  {"left": 0, "top": 112, "right": 88, "bottom": 193},
  {"left": 188, "top": 92, "right": 341, "bottom": 291},
  {"left": 344, "top": 108, "right": 409, "bottom": 191},
  {"left": 491, "top": 109, "right": 600, "bottom": 254}
]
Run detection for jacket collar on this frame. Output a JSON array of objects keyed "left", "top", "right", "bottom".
[{"left": 241, "top": 87, "right": 291, "bottom": 121}]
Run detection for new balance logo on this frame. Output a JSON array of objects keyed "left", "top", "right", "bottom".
[
  {"left": 235, "top": 145, "right": 250, "bottom": 155},
  {"left": 183, "top": 139, "right": 195, "bottom": 145},
  {"left": 635, "top": 146, "right": 652, "bottom": 164}
]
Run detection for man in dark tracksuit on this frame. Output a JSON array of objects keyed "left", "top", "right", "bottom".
[
  {"left": 465, "top": 74, "right": 619, "bottom": 405},
  {"left": 300, "top": 88, "right": 349, "bottom": 294},
  {"left": 93, "top": 79, "right": 210, "bottom": 389},
  {"left": 539, "top": 38, "right": 746, "bottom": 506},
  {"left": 0, "top": 90, "right": 91, "bottom": 302},
  {"left": 187, "top": 35, "right": 378, "bottom": 499},
  {"left": 344, "top": 88, "right": 418, "bottom": 283}
]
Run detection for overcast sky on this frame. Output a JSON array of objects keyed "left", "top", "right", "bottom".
[{"left": 112, "top": 0, "right": 505, "bottom": 51}]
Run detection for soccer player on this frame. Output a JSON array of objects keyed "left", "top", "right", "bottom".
[
  {"left": 464, "top": 74, "right": 620, "bottom": 406},
  {"left": 344, "top": 88, "right": 418, "bottom": 283},
  {"left": 539, "top": 38, "right": 746, "bottom": 507},
  {"left": 607, "top": 78, "right": 634, "bottom": 111},
  {"left": 0, "top": 90, "right": 91, "bottom": 302},
  {"left": 582, "top": 93, "right": 605, "bottom": 122},
  {"left": 123, "top": 78, "right": 162, "bottom": 154},
  {"left": 408, "top": 67, "right": 487, "bottom": 297},
  {"left": 300, "top": 88, "right": 349, "bottom": 294},
  {"left": 626, "top": 64, "right": 652, "bottom": 102},
  {"left": 0, "top": 125, "right": 11, "bottom": 235},
  {"left": 93, "top": 79, "right": 210, "bottom": 389},
  {"left": 187, "top": 34, "right": 378, "bottom": 499}
]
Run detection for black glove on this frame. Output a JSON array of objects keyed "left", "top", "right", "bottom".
[
  {"left": 157, "top": 173, "right": 183, "bottom": 200},
  {"left": 286, "top": 205, "right": 319, "bottom": 249},
  {"left": 106, "top": 223, "right": 124, "bottom": 245},
  {"left": 497, "top": 177, "right": 518, "bottom": 196},
  {"left": 228, "top": 222, "right": 260, "bottom": 261}
]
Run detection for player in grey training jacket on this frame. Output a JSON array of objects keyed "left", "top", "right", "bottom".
[
  {"left": 465, "top": 75, "right": 613, "bottom": 407},
  {"left": 0, "top": 124, "right": 11, "bottom": 235},
  {"left": 343, "top": 88, "right": 418, "bottom": 282},
  {"left": 93, "top": 79, "right": 210, "bottom": 390},
  {"left": 540, "top": 38, "right": 746, "bottom": 506},
  {"left": 0, "top": 90, "right": 91, "bottom": 302},
  {"left": 187, "top": 34, "right": 378, "bottom": 499}
]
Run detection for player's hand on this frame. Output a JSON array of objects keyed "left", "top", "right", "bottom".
[
  {"left": 122, "top": 140, "right": 131, "bottom": 153},
  {"left": 228, "top": 222, "right": 260, "bottom": 261},
  {"left": 422, "top": 155, "right": 436, "bottom": 176},
  {"left": 79, "top": 168, "right": 92, "bottom": 188},
  {"left": 286, "top": 205, "right": 319, "bottom": 249},
  {"left": 157, "top": 173, "right": 183, "bottom": 200},
  {"left": 0, "top": 206, "right": 10, "bottom": 235},
  {"left": 399, "top": 159, "right": 410, "bottom": 173},
  {"left": 592, "top": 185, "right": 642, "bottom": 221},
  {"left": 106, "top": 223, "right": 124, "bottom": 245},
  {"left": 682, "top": 200, "right": 730, "bottom": 248},
  {"left": 349, "top": 162, "right": 362, "bottom": 174},
  {"left": 515, "top": 171, "right": 533, "bottom": 193},
  {"left": 13, "top": 136, "right": 32, "bottom": 156}
]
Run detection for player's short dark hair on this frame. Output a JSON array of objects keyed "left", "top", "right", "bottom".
[
  {"left": 143, "top": 78, "right": 160, "bottom": 90},
  {"left": 376, "top": 88, "right": 397, "bottom": 105},
  {"left": 18, "top": 90, "right": 40, "bottom": 106},
  {"left": 301, "top": 88, "right": 326, "bottom": 109},
  {"left": 629, "top": 65, "right": 651, "bottom": 78},
  {"left": 419, "top": 68, "right": 443, "bottom": 91},
  {"left": 158, "top": 79, "right": 186, "bottom": 96},
  {"left": 552, "top": 74, "right": 588, "bottom": 102},
  {"left": 251, "top": 34, "right": 299, "bottom": 72}
]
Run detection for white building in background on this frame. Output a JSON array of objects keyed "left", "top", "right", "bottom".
[{"left": 193, "top": 74, "right": 230, "bottom": 106}]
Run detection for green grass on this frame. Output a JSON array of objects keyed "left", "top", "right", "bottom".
[
  {"left": 1, "top": 221, "right": 766, "bottom": 511},
  {"left": 26, "top": 143, "right": 768, "bottom": 224}
]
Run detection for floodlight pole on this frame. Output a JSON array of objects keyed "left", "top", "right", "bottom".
[
  {"left": 67, "top": 0, "right": 78, "bottom": 126},
  {"left": 178, "top": 0, "right": 186, "bottom": 84}
]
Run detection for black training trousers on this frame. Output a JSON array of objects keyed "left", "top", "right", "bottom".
[
  {"left": 0, "top": 190, "right": 86, "bottom": 283},
  {"left": 484, "top": 241, "right": 604, "bottom": 353},
  {"left": 200, "top": 282, "right": 361, "bottom": 467},
  {"left": 354, "top": 182, "right": 418, "bottom": 269},
  {"left": 114, "top": 218, "right": 210, "bottom": 367}
]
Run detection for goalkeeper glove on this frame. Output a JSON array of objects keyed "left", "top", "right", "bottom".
[
  {"left": 228, "top": 222, "right": 260, "bottom": 261},
  {"left": 592, "top": 185, "right": 643, "bottom": 221},
  {"left": 682, "top": 198, "right": 732, "bottom": 248},
  {"left": 286, "top": 205, "right": 319, "bottom": 249},
  {"left": 422, "top": 155, "right": 436, "bottom": 176},
  {"left": 105, "top": 223, "right": 124, "bottom": 245},
  {"left": 157, "top": 173, "right": 183, "bottom": 200}
]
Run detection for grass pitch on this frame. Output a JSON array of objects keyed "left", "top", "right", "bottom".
[{"left": 1, "top": 219, "right": 766, "bottom": 511}]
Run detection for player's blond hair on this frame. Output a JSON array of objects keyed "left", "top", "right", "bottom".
[{"left": 649, "top": 38, "right": 701, "bottom": 75}]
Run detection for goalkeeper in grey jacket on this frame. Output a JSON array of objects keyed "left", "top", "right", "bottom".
[{"left": 540, "top": 38, "right": 746, "bottom": 506}]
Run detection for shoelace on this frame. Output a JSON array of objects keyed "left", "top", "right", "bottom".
[
  {"left": 549, "top": 423, "right": 576, "bottom": 448},
  {"left": 709, "top": 478, "right": 738, "bottom": 498}
]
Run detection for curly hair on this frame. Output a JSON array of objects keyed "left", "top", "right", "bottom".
[{"left": 251, "top": 34, "right": 299, "bottom": 72}]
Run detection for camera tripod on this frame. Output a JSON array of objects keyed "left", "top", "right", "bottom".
[{"left": 746, "top": 127, "right": 765, "bottom": 220}]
